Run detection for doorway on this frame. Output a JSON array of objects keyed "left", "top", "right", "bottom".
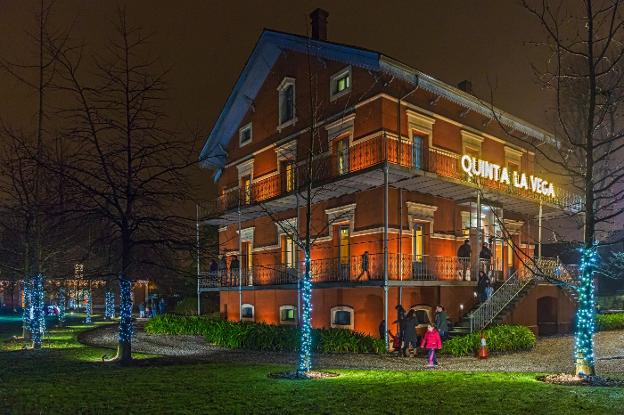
[{"left": 537, "top": 296, "right": 558, "bottom": 336}]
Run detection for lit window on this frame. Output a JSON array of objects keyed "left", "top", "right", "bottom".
[
  {"left": 281, "top": 235, "right": 295, "bottom": 268},
  {"left": 278, "top": 78, "right": 296, "bottom": 128},
  {"left": 413, "top": 223, "right": 424, "bottom": 262},
  {"left": 330, "top": 67, "right": 352, "bottom": 100},
  {"left": 279, "top": 305, "right": 297, "bottom": 325},
  {"left": 285, "top": 162, "right": 294, "bottom": 192},
  {"left": 239, "top": 123, "right": 252, "bottom": 147},
  {"left": 241, "top": 176, "right": 251, "bottom": 205},
  {"left": 336, "top": 138, "right": 349, "bottom": 175},
  {"left": 241, "top": 304, "right": 254, "bottom": 321},
  {"left": 330, "top": 306, "right": 354, "bottom": 330}
]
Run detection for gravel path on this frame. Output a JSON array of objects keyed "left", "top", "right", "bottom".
[{"left": 79, "top": 322, "right": 624, "bottom": 374}]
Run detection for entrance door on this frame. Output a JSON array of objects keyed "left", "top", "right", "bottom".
[
  {"left": 241, "top": 241, "right": 253, "bottom": 285},
  {"left": 412, "top": 223, "right": 425, "bottom": 279},
  {"left": 338, "top": 225, "right": 350, "bottom": 280},
  {"left": 412, "top": 135, "right": 423, "bottom": 169}
]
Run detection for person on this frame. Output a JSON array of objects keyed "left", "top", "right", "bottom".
[
  {"left": 209, "top": 259, "right": 218, "bottom": 280},
  {"left": 357, "top": 251, "right": 370, "bottom": 280},
  {"left": 477, "top": 271, "right": 489, "bottom": 302},
  {"left": 434, "top": 305, "right": 449, "bottom": 339},
  {"left": 420, "top": 324, "right": 443, "bottom": 367},
  {"left": 159, "top": 297, "right": 166, "bottom": 315},
  {"left": 230, "top": 255, "right": 240, "bottom": 284},
  {"left": 138, "top": 302, "right": 145, "bottom": 318},
  {"left": 480, "top": 242, "right": 492, "bottom": 274},
  {"left": 394, "top": 304, "right": 406, "bottom": 347},
  {"left": 485, "top": 280, "right": 494, "bottom": 300},
  {"left": 151, "top": 300, "right": 157, "bottom": 317},
  {"left": 457, "top": 239, "right": 471, "bottom": 281},
  {"left": 388, "top": 330, "right": 401, "bottom": 355},
  {"left": 145, "top": 304, "right": 151, "bottom": 318},
  {"left": 218, "top": 255, "right": 228, "bottom": 284},
  {"left": 401, "top": 310, "right": 419, "bottom": 357},
  {"left": 378, "top": 319, "right": 385, "bottom": 340}
]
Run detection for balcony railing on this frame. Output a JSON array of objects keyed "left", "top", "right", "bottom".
[
  {"left": 206, "top": 133, "right": 582, "bottom": 218},
  {"left": 199, "top": 253, "right": 511, "bottom": 288}
]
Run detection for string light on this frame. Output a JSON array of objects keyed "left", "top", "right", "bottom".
[
  {"left": 105, "top": 288, "right": 115, "bottom": 319},
  {"left": 58, "top": 287, "right": 66, "bottom": 325},
  {"left": 84, "top": 288, "right": 92, "bottom": 324},
  {"left": 118, "top": 278, "right": 133, "bottom": 344},
  {"left": 297, "top": 250, "right": 313, "bottom": 375},
  {"left": 30, "top": 274, "right": 46, "bottom": 349},
  {"left": 22, "top": 279, "right": 32, "bottom": 337},
  {"left": 574, "top": 245, "right": 597, "bottom": 376}
]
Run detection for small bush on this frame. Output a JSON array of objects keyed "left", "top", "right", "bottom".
[
  {"left": 441, "top": 325, "right": 536, "bottom": 357},
  {"left": 145, "top": 314, "right": 385, "bottom": 354},
  {"left": 596, "top": 312, "right": 624, "bottom": 331}
]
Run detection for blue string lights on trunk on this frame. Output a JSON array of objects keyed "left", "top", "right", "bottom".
[
  {"left": 297, "top": 250, "right": 313, "bottom": 375},
  {"left": 118, "top": 278, "right": 133, "bottom": 345},
  {"left": 105, "top": 288, "right": 115, "bottom": 319},
  {"left": 575, "top": 245, "right": 597, "bottom": 376},
  {"left": 22, "top": 279, "right": 32, "bottom": 337},
  {"left": 30, "top": 274, "right": 46, "bottom": 349},
  {"left": 84, "top": 289, "right": 92, "bottom": 324},
  {"left": 58, "top": 287, "right": 66, "bottom": 325}
]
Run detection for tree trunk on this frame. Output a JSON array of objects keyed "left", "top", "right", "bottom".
[{"left": 115, "top": 276, "right": 133, "bottom": 364}]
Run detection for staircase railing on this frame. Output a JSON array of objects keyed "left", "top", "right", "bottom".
[{"left": 469, "top": 268, "right": 534, "bottom": 333}]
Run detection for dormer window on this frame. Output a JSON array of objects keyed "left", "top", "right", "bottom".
[
  {"left": 239, "top": 123, "right": 252, "bottom": 147},
  {"left": 278, "top": 77, "right": 296, "bottom": 130},
  {"left": 330, "top": 66, "right": 352, "bottom": 101}
]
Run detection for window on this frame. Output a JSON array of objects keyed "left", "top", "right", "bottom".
[
  {"left": 413, "top": 223, "right": 425, "bottom": 263},
  {"left": 241, "top": 175, "right": 251, "bottom": 205},
  {"left": 239, "top": 123, "right": 252, "bottom": 147},
  {"left": 283, "top": 161, "right": 295, "bottom": 193},
  {"left": 330, "top": 67, "right": 352, "bottom": 101},
  {"left": 338, "top": 226, "right": 350, "bottom": 280},
  {"left": 241, "top": 304, "right": 254, "bottom": 321},
  {"left": 330, "top": 306, "right": 354, "bottom": 330},
  {"left": 279, "top": 305, "right": 297, "bottom": 325},
  {"left": 278, "top": 78, "right": 296, "bottom": 129},
  {"left": 336, "top": 138, "right": 349, "bottom": 175},
  {"left": 412, "top": 134, "right": 423, "bottom": 169},
  {"left": 281, "top": 235, "right": 295, "bottom": 268},
  {"left": 242, "top": 241, "right": 252, "bottom": 284}
]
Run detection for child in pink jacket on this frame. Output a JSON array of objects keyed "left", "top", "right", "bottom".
[{"left": 420, "top": 324, "right": 443, "bottom": 367}]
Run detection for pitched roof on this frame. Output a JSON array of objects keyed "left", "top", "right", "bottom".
[{"left": 200, "top": 29, "right": 557, "bottom": 177}]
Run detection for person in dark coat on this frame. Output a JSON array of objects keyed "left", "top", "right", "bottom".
[
  {"left": 457, "top": 239, "right": 471, "bottom": 281},
  {"left": 378, "top": 319, "right": 385, "bottom": 340},
  {"left": 357, "top": 251, "right": 370, "bottom": 280},
  {"left": 230, "top": 255, "right": 240, "bottom": 284},
  {"left": 394, "top": 304, "right": 406, "bottom": 347},
  {"left": 218, "top": 255, "right": 227, "bottom": 284},
  {"left": 480, "top": 242, "right": 492, "bottom": 274},
  {"left": 477, "top": 271, "right": 489, "bottom": 302},
  {"left": 401, "top": 310, "right": 419, "bottom": 357},
  {"left": 434, "top": 305, "right": 449, "bottom": 339}
]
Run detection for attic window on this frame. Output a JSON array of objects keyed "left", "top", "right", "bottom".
[
  {"left": 239, "top": 123, "right": 252, "bottom": 147},
  {"left": 330, "top": 67, "right": 352, "bottom": 101},
  {"left": 278, "top": 77, "right": 296, "bottom": 130}
]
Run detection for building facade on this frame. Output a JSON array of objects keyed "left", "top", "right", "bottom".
[{"left": 199, "top": 13, "right": 580, "bottom": 339}]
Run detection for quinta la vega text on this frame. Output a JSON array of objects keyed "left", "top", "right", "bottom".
[{"left": 460, "top": 155, "right": 556, "bottom": 198}]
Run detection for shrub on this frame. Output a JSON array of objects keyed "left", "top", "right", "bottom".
[
  {"left": 172, "top": 298, "right": 199, "bottom": 316},
  {"left": 596, "top": 312, "right": 624, "bottom": 331},
  {"left": 145, "top": 314, "right": 385, "bottom": 354},
  {"left": 441, "top": 325, "right": 536, "bottom": 357}
]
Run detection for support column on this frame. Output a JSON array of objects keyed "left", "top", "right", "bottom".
[
  {"left": 238, "top": 200, "right": 243, "bottom": 322},
  {"left": 383, "top": 163, "right": 389, "bottom": 348},
  {"left": 538, "top": 200, "right": 543, "bottom": 261},
  {"left": 196, "top": 204, "right": 201, "bottom": 316},
  {"left": 475, "top": 190, "right": 482, "bottom": 279}
]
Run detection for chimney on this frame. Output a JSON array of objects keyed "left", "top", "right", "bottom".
[
  {"left": 457, "top": 80, "right": 473, "bottom": 95},
  {"left": 310, "top": 8, "right": 329, "bottom": 40}
]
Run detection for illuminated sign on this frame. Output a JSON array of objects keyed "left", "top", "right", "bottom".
[{"left": 460, "top": 155, "right": 555, "bottom": 198}]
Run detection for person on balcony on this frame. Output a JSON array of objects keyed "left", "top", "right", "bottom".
[
  {"left": 401, "top": 310, "right": 419, "bottom": 357},
  {"left": 218, "top": 255, "right": 227, "bottom": 284},
  {"left": 457, "top": 239, "right": 471, "bottom": 281},
  {"left": 480, "top": 242, "right": 492, "bottom": 274},
  {"left": 209, "top": 259, "right": 218, "bottom": 280},
  {"left": 357, "top": 251, "right": 370, "bottom": 280},
  {"left": 434, "top": 305, "right": 448, "bottom": 339},
  {"left": 420, "top": 324, "right": 443, "bottom": 368}
]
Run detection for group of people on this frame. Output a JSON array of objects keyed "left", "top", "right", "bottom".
[
  {"left": 138, "top": 297, "right": 166, "bottom": 319},
  {"left": 456, "top": 239, "right": 493, "bottom": 281},
  {"left": 387, "top": 304, "right": 448, "bottom": 368},
  {"left": 209, "top": 256, "right": 240, "bottom": 284}
]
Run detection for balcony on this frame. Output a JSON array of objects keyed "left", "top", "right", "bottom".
[{"left": 203, "top": 132, "right": 583, "bottom": 224}]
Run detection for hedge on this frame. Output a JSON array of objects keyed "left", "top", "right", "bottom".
[
  {"left": 596, "top": 312, "right": 624, "bottom": 331},
  {"left": 145, "top": 314, "right": 386, "bottom": 354},
  {"left": 441, "top": 325, "right": 536, "bottom": 357}
]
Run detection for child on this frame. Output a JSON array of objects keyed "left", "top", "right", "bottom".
[
  {"left": 420, "top": 324, "right": 443, "bottom": 368},
  {"left": 388, "top": 330, "right": 401, "bottom": 355}
]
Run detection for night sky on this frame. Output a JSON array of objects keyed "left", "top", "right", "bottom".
[{"left": 1, "top": 0, "right": 552, "bottom": 143}]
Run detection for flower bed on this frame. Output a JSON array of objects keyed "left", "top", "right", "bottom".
[{"left": 442, "top": 325, "right": 536, "bottom": 357}]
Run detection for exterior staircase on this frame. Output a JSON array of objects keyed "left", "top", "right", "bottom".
[{"left": 450, "top": 259, "right": 579, "bottom": 335}]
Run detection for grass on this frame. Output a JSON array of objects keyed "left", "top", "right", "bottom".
[{"left": 0, "top": 316, "right": 623, "bottom": 414}]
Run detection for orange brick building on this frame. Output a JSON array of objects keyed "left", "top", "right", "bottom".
[{"left": 199, "top": 10, "right": 579, "bottom": 339}]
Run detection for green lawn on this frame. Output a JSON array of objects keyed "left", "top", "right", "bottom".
[{"left": 0, "top": 318, "right": 623, "bottom": 415}]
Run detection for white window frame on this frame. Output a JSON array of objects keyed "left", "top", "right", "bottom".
[
  {"left": 330, "top": 305, "right": 354, "bottom": 330},
  {"left": 277, "top": 77, "right": 297, "bottom": 131},
  {"left": 241, "top": 303, "right": 254, "bottom": 321},
  {"left": 461, "top": 130, "right": 484, "bottom": 156},
  {"left": 330, "top": 66, "right": 352, "bottom": 101},
  {"left": 239, "top": 122, "right": 252, "bottom": 147},
  {"left": 279, "top": 305, "right": 297, "bottom": 325}
]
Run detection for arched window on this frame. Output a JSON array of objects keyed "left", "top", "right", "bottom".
[
  {"left": 330, "top": 305, "right": 354, "bottom": 330},
  {"left": 241, "top": 304, "right": 254, "bottom": 322},
  {"left": 279, "top": 305, "right": 297, "bottom": 325}
]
